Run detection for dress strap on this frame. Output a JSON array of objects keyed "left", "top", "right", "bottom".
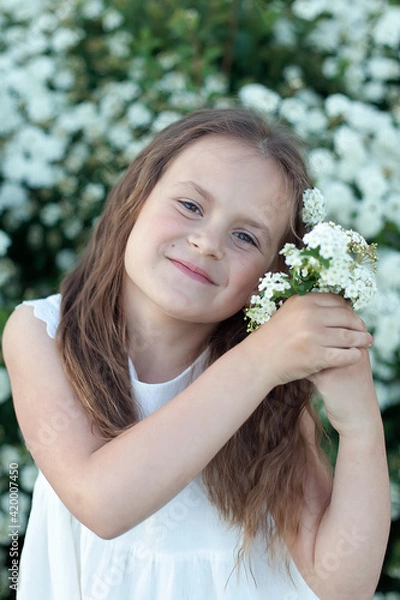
[{"left": 18, "top": 294, "right": 61, "bottom": 339}]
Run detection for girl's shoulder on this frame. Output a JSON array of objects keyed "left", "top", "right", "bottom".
[{"left": 16, "top": 293, "right": 61, "bottom": 340}]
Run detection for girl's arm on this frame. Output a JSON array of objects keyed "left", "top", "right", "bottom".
[
  {"left": 291, "top": 352, "right": 390, "bottom": 600},
  {"left": 3, "top": 305, "right": 274, "bottom": 539},
  {"left": 2, "top": 294, "right": 374, "bottom": 544}
]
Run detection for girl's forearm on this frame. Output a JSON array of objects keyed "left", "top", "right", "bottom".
[
  {"left": 79, "top": 336, "right": 275, "bottom": 538},
  {"left": 310, "top": 422, "right": 390, "bottom": 600}
]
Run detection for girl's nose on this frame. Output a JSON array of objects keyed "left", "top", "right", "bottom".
[{"left": 187, "top": 229, "right": 224, "bottom": 260}]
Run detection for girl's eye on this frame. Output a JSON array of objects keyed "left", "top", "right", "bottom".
[
  {"left": 234, "top": 231, "right": 257, "bottom": 246},
  {"left": 179, "top": 200, "right": 202, "bottom": 215}
]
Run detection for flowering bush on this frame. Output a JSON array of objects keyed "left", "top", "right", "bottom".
[{"left": 0, "top": 0, "right": 399, "bottom": 597}]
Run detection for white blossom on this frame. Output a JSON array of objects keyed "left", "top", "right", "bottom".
[
  {"left": 35, "top": 12, "right": 58, "bottom": 33},
  {"left": 107, "top": 123, "right": 132, "bottom": 149},
  {"left": 151, "top": 111, "right": 181, "bottom": 132},
  {"left": 368, "top": 57, "right": 400, "bottom": 81},
  {"left": 273, "top": 18, "right": 296, "bottom": 45},
  {"left": 309, "top": 149, "right": 336, "bottom": 179},
  {"left": 299, "top": 108, "right": 328, "bottom": 135},
  {"left": 0, "top": 230, "right": 11, "bottom": 256},
  {"left": 82, "top": 183, "right": 105, "bottom": 204},
  {"left": 373, "top": 6, "right": 400, "bottom": 48},
  {"left": 355, "top": 165, "right": 388, "bottom": 200},
  {"left": 20, "top": 464, "right": 39, "bottom": 492},
  {"left": 310, "top": 19, "right": 341, "bottom": 52},
  {"left": 170, "top": 90, "right": 203, "bottom": 111},
  {"left": 362, "top": 81, "right": 386, "bottom": 103},
  {"left": 304, "top": 222, "right": 342, "bottom": 255},
  {"left": 203, "top": 74, "right": 227, "bottom": 96},
  {"left": 0, "top": 182, "right": 28, "bottom": 211},
  {"left": 283, "top": 65, "right": 304, "bottom": 90},
  {"left": 0, "top": 90, "right": 22, "bottom": 135},
  {"left": 346, "top": 101, "right": 383, "bottom": 133},
  {"left": 27, "top": 90, "right": 61, "bottom": 123},
  {"left": 246, "top": 192, "right": 377, "bottom": 330},
  {"left": 355, "top": 197, "right": 385, "bottom": 239},
  {"left": 99, "top": 95, "right": 125, "bottom": 120},
  {"left": 302, "top": 187, "right": 326, "bottom": 227},
  {"left": 81, "top": 0, "right": 104, "bottom": 19},
  {"left": 102, "top": 9, "right": 124, "bottom": 31},
  {"left": 333, "top": 126, "right": 366, "bottom": 164},
  {"left": 238, "top": 84, "right": 280, "bottom": 115},
  {"left": 51, "top": 28, "right": 83, "bottom": 53},
  {"left": 158, "top": 52, "right": 180, "bottom": 70},
  {"left": 280, "top": 97, "right": 308, "bottom": 124},
  {"left": 258, "top": 272, "right": 291, "bottom": 295},
  {"left": 320, "top": 180, "right": 356, "bottom": 227},
  {"left": 63, "top": 218, "right": 83, "bottom": 240},
  {"left": 385, "top": 194, "right": 400, "bottom": 229},
  {"left": 0, "top": 368, "right": 11, "bottom": 404},
  {"left": 1, "top": 0, "right": 43, "bottom": 20},
  {"left": 26, "top": 55, "right": 55, "bottom": 82},
  {"left": 56, "top": 249, "right": 77, "bottom": 272},
  {"left": 157, "top": 72, "right": 187, "bottom": 93},
  {"left": 107, "top": 31, "right": 132, "bottom": 59},
  {"left": 291, "top": 0, "right": 327, "bottom": 21},
  {"left": 41, "top": 203, "right": 62, "bottom": 226}
]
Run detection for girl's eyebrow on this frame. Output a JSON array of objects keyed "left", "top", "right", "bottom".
[
  {"left": 174, "top": 180, "right": 273, "bottom": 247},
  {"left": 173, "top": 180, "right": 214, "bottom": 203}
]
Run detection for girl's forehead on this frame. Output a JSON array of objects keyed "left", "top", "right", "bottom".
[
  {"left": 170, "top": 134, "right": 266, "bottom": 165},
  {"left": 162, "top": 134, "right": 284, "bottom": 186}
]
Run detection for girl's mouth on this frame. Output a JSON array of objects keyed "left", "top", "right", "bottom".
[{"left": 169, "top": 259, "right": 215, "bottom": 284}]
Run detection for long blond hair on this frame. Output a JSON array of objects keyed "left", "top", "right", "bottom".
[{"left": 57, "top": 107, "right": 331, "bottom": 560}]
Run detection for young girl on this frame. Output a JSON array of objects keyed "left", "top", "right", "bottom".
[{"left": 3, "top": 108, "right": 390, "bottom": 600}]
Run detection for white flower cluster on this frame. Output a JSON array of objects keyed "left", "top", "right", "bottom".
[
  {"left": 295, "top": 222, "right": 377, "bottom": 307},
  {"left": 290, "top": 0, "right": 400, "bottom": 105},
  {"left": 302, "top": 187, "right": 326, "bottom": 227},
  {"left": 246, "top": 272, "right": 291, "bottom": 327},
  {"left": 245, "top": 190, "right": 378, "bottom": 331}
]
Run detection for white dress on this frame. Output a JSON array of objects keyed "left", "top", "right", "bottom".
[{"left": 17, "top": 295, "right": 320, "bottom": 600}]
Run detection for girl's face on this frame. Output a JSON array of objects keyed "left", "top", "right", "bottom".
[{"left": 124, "top": 135, "right": 292, "bottom": 328}]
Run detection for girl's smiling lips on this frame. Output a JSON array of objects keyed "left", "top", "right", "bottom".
[{"left": 168, "top": 258, "right": 216, "bottom": 284}]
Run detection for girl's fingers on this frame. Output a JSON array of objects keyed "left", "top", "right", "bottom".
[
  {"left": 318, "top": 346, "right": 363, "bottom": 370},
  {"left": 260, "top": 293, "right": 373, "bottom": 384},
  {"left": 284, "top": 293, "right": 367, "bottom": 332},
  {"left": 319, "top": 328, "right": 373, "bottom": 350},
  {"left": 314, "top": 304, "right": 367, "bottom": 332}
]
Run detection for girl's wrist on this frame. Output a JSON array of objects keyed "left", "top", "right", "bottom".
[
  {"left": 331, "top": 409, "right": 385, "bottom": 443},
  {"left": 237, "top": 328, "right": 280, "bottom": 394}
]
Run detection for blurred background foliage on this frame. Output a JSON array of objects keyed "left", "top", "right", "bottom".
[{"left": 0, "top": 0, "right": 399, "bottom": 597}]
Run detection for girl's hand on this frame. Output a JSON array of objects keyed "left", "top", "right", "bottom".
[
  {"left": 251, "top": 292, "right": 372, "bottom": 388},
  {"left": 309, "top": 349, "right": 381, "bottom": 437}
]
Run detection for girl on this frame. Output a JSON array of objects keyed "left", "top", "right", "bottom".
[{"left": 3, "top": 108, "right": 390, "bottom": 599}]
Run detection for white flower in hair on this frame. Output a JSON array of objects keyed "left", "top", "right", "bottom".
[{"left": 245, "top": 188, "right": 378, "bottom": 331}]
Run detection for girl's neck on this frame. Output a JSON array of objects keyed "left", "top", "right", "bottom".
[
  {"left": 124, "top": 295, "right": 215, "bottom": 384},
  {"left": 129, "top": 334, "right": 207, "bottom": 384}
]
